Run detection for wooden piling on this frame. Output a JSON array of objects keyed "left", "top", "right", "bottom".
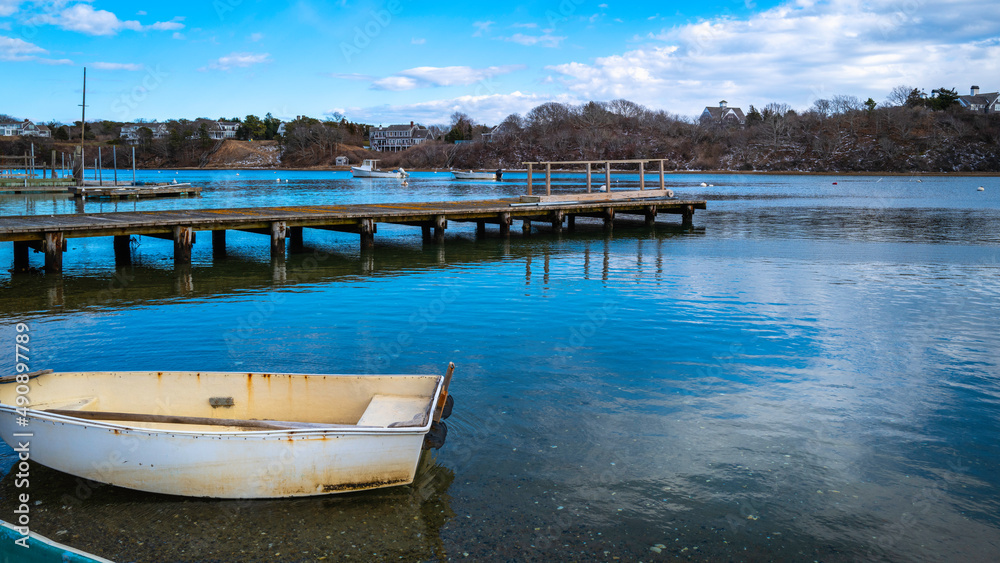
[
  {"left": 586, "top": 162, "right": 592, "bottom": 193},
  {"left": 44, "top": 232, "right": 65, "bottom": 272},
  {"left": 359, "top": 218, "right": 375, "bottom": 249},
  {"left": 173, "top": 226, "right": 194, "bottom": 265},
  {"left": 522, "top": 220, "right": 532, "bottom": 234},
  {"left": 644, "top": 206, "right": 658, "bottom": 226},
  {"left": 638, "top": 162, "right": 645, "bottom": 190},
  {"left": 551, "top": 210, "right": 564, "bottom": 233},
  {"left": 499, "top": 212, "right": 511, "bottom": 237},
  {"left": 476, "top": 221, "right": 486, "bottom": 236},
  {"left": 526, "top": 163, "right": 533, "bottom": 196},
  {"left": 682, "top": 205, "right": 694, "bottom": 228},
  {"left": 545, "top": 163, "right": 551, "bottom": 196},
  {"left": 432, "top": 215, "right": 446, "bottom": 244},
  {"left": 270, "top": 221, "right": 287, "bottom": 259}
]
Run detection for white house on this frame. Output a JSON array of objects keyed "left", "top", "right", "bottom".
[
  {"left": 369, "top": 122, "right": 432, "bottom": 152},
  {"left": 1, "top": 119, "right": 51, "bottom": 137},
  {"left": 208, "top": 121, "right": 240, "bottom": 140},
  {"left": 335, "top": 156, "right": 349, "bottom": 166},
  {"left": 120, "top": 123, "right": 169, "bottom": 144},
  {"left": 700, "top": 101, "right": 747, "bottom": 125},
  {"left": 0, "top": 121, "right": 20, "bottom": 136},
  {"left": 957, "top": 86, "right": 999, "bottom": 113}
]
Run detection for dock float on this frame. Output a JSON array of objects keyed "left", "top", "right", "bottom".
[
  {"left": 71, "top": 182, "right": 201, "bottom": 199},
  {"left": 1, "top": 192, "right": 705, "bottom": 273}
]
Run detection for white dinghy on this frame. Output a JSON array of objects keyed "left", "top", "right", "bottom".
[
  {"left": 452, "top": 169, "right": 502, "bottom": 180},
  {"left": 0, "top": 365, "right": 455, "bottom": 498}
]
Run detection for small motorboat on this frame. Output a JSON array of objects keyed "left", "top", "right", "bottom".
[
  {"left": 452, "top": 169, "right": 502, "bottom": 181},
  {"left": 352, "top": 159, "right": 408, "bottom": 178},
  {"left": 0, "top": 365, "right": 455, "bottom": 498}
]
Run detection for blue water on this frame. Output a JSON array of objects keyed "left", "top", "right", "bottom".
[{"left": 1, "top": 171, "right": 999, "bottom": 562}]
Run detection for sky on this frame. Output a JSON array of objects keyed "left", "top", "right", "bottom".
[{"left": 1, "top": 0, "right": 999, "bottom": 127}]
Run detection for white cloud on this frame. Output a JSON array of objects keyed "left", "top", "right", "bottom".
[
  {"left": 249, "top": 32, "right": 264, "bottom": 42},
  {"left": 91, "top": 61, "right": 144, "bottom": 71},
  {"left": 546, "top": 0, "right": 1000, "bottom": 116},
  {"left": 0, "top": 34, "right": 45, "bottom": 60},
  {"left": 35, "top": 4, "right": 184, "bottom": 36},
  {"left": 342, "top": 91, "right": 581, "bottom": 126},
  {"left": 502, "top": 33, "right": 566, "bottom": 48},
  {"left": 472, "top": 20, "right": 494, "bottom": 37},
  {"left": 0, "top": 33, "right": 70, "bottom": 64},
  {"left": 0, "top": 0, "right": 20, "bottom": 17},
  {"left": 200, "top": 52, "right": 271, "bottom": 71},
  {"left": 371, "top": 65, "right": 526, "bottom": 91},
  {"left": 172, "top": 31, "right": 184, "bottom": 40}
]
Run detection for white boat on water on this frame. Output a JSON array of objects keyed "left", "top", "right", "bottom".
[
  {"left": 0, "top": 366, "right": 454, "bottom": 499},
  {"left": 452, "top": 169, "right": 502, "bottom": 180},
  {"left": 351, "top": 159, "right": 408, "bottom": 178}
]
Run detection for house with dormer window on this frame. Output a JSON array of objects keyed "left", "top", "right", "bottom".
[
  {"left": 369, "top": 122, "right": 432, "bottom": 152},
  {"left": 701, "top": 101, "right": 746, "bottom": 125},
  {"left": 957, "top": 86, "right": 999, "bottom": 113}
]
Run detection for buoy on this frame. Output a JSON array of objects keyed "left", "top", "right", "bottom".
[
  {"left": 978, "top": 186, "right": 985, "bottom": 191},
  {"left": 276, "top": 178, "right": 280, "bottom": 182},
  {"left": 700, "top": 182, "right": 707, "bottom": 187},
  {"left": 832, "top": 182, "right": 838, "bottom": 185},
  {"left": 598, "top": 184, "right": 607, "bottom": 192}
]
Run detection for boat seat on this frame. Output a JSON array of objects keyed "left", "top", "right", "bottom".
[
  {"left": 357, "top": 395, "right": 430, "bottom": 428},
  {"left": 30, "top": 396, "right": 97, "bottom": 411}
]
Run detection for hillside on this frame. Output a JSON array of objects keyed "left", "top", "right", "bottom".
[{"left": 203, "top": 140, "right": 281, "bottom": 168}]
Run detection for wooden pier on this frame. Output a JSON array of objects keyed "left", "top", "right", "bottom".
[{"left": 1, "top": 193, "right": 705, "bottom": 273}]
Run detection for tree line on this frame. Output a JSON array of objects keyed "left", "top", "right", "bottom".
[{"left": 4, "top": 84, "right": 999, "bottom": 172}]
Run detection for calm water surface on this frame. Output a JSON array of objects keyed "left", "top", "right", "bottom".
[{"left": 1, "top": 171, "right": 999, "bottom": 562}]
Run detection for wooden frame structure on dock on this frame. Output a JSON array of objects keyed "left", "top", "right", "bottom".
[
  {"left": 2, "top": 196, "right": 706, "bottom": 273},
  {"left": 523, "top": 159, "right": 669, "bottom": 196}
]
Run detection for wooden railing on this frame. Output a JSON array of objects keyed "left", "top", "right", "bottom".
[{"left": 520, "top": 159, "right": 669, "bottom": 196}]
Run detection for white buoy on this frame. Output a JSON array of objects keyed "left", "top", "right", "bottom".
[
  {"left": 598, "top": 184, "right": 607, "bottom": 192},
  {"left": 978, "top": 186, "right": 985, "bottom": 191},
  {"left": 276, "top": 178, "right": 280, "bottom": 182},
  {"left": 708, "top": 184, "right": 714, "bottom": 187},
  {"left": 700, "top": 182, "right": 708, "bottom": 187},
  {"left": 172, "top": 179, "right": 177, "bottom": 184}
]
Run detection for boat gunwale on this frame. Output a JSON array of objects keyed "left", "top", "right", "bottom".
[{"left": 0, "top": 370, "right": 446, "bottom": 438}]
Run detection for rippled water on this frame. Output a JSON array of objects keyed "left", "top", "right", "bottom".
[{"left": 1, "top": 171, "right": 999, "bottom": 562}]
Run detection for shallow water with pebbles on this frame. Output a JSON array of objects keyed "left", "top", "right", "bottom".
[{"left": 1, "top": 171, "right": 999, "bottom": 561}]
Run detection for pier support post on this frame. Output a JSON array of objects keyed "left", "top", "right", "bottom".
[
  {"left": 526, "top": 163, "right": 533, "bottom": 196},
  {"left": 173, "top": 226, "right": 194, "bottom": 266},
  {"left": 13, "top": 241, "right": 30, "bottom": 272},
  {"left": 212, "top": 230, "right": 226, "bottom": 259},
  {"left": 586, "top": 163, "right": 592, "bottom": 193},
  {"left": 432, "top": 215, "right": 446, "bottom": 244},
  {"left": 43, "top": 232, "right": 65, "bottom": 273},
  {"left": 289, "top": 226, "right": 304, "bottom": 253},
  {"left": 499, "top": 212, "right": 511, "bottom": 237},
  {"left": 522, "top": 220, "right": 532, "bottom": 235},
  {"left": 568, "top": 215, "right": 576, "bottom": 232},
  {"left": 682, "top": 205, "right": 694, "bottom": 228},
  {"left": 645, "top": 206, "right": 657, "bottom": 227},
  {"left": 639, "top": 162, "right": 645, "bottom": 190},
  {"left": 421, "top": 225, "right": 432, "bottom": 242},
  {"left": 603, "top": 207, "right": 615, "bottom": 230},
  {"left": 113, "top": 235, "right": 131, "bottom": 267},
  {"left": 545, "top": 163, "right": 551, "bottom": 196},
  {"left": 359, "top": 218, "right": 375, "bottom": 249},
  {"left": 551, "top": 210, "right": 564, "bottom": 233},
  {"left": 476, "top": 221, "right": 486, "bottom": 237},
  {"left": 271, "top": 221, "right": 287, "bottom": 259}
]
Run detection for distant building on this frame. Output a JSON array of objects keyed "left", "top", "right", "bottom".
[
  {"left": 369, "top": 122, "right": 432, "bottom": 152},
  {"left": 1, "top": 119, "right": 51, "bottom": 137},
  {"left": 0, "top": 121, "right": 20, "bottom": 136},
  {"left": 957, "top": 85, "right": 999, "bottom": 113},
  {"left": 700, "top": 100, "right": 747, "bottom": 125},
  {"left": 120, "top": 123, "right": 169, "bottom": 144},
  {"left": 335, "top": 156, "right": 349, "bottom": 166},
  {"left": 208, "top": 121, "right": 240, "bottom": 140}
]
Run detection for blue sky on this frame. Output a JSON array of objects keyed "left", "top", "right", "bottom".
[{"left": 2, "top": 0, "right": 999, "bottom": 127}]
